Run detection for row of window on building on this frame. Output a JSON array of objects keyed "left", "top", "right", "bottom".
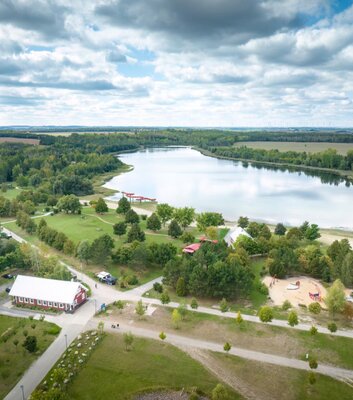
[{"left": 15, "top": 296, "right": 65, "bottom": 309}]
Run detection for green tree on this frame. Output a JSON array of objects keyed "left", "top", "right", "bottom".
[
  {"left": 341, "top": 252, "right": 353, "bottom": 287},
  {"left": 135, "top": 300, "right": 145, "bottom": 319},
  {"left": 95, "top": 197, "right": 108, "bottom": 213},
  {"left": 173, "top": 207, "right": 195, "bottom": 230},
  {"left": 113, "top": 222, "right": 127, "bottom": 236},
  {"left": 220, "top": 298, "right": 228, "bottom": 313},
  {"left": 325, "top": 279, "right": 346, "bottom": 317},
  {"left": 160, "top": 291, "right": 170, "bottom": 304},
  {"left": 116, "top": 197, "right": 131, "bottom": 214},
  {"left": 178, "top": 301, "right": 188, "bottom": 320},
  {"left": 258, "top": 306, "right": 273, "bottom": 322},
  {"left": 127, "top": 223, "right": 145, "bottom": 242},
  {"left": 146, "top": 213, "right": 162, "bottom": 231},
  {"left": 57, "top": 195, "right": 81, "bottom": 214},
  {"left": 274, "top": 223, "right": 287, "bottom": 236},
  {"left": 237, "top": 216, "right": 249, "bottom": 228},
  {"left": 236, "top": 311, "right": 243, "bottom": 324},
  {"left": 310, "top": 326, "right": 318, "bottom": 335},
  {"left": 76, "top": 240, "right": 91, "bottom": 265},
  {"left": 23, "top": 335, "right": 37, "bottom": 352},
  {"left": 90, "top": 234, "right": 114, "bottom": 264},
  {"left": 115, "top": 300, "right": 124, "bottom": 313},
  {"left": 327, "top": 322, "right": 337, "bottom": 333},
  {"left": 212, "top": 384, "right": 229, "bottom": 400},
  {"left": 176, "top": 277, "right": 187, "bottom": 297},
  {"left": 288, "top": 310, "right": 298, "bottom": 327},
  {"left": 172, "top": 309, "right": 182, "bottom": 329},
  {"left": 309, "top": 358, "right": 318, "bottom": 370},
  {"left": 123, "top": 331, "right": 134, "bottom": 351},
  {"left": 125, "top": 209, "right": 139, "bottom": 224},
  {"left": 223, "top": 342, "right": 231, "bottom": 353},
  {"left": 282, "top": 300, "right": 292, "bottom": 311},
  {"left": 168, "top": 219, "right": 182, "bottom": 238},
  {"left": 305, "top": 224, "right": 321, "bottom": 240},
  {"left": 156, "top": 203, "right": 174, "bottom": 226},
  {"left": 196, "top": 212, "right": 224, "bottom": 232},
  {"left": 159, "top": 331, "right": 166, "bottom": 341},
  {"left": 190, "top": 298, "right": 199, "bottom": 309},
  {"left": 308, "top": 302, "right": 321, "bottom": 314}
]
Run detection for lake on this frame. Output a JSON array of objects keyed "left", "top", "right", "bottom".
[{"left": 104, "top": 147, "right": 353, "bottom": 229}]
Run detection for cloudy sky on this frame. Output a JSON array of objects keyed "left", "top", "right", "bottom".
[{"left": 0, "top": 0, "right": 353, "bottom": 127}]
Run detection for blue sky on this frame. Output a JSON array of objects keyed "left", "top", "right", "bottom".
[{"left": 0, "top": 0, "right": 353, "bottom": 126}]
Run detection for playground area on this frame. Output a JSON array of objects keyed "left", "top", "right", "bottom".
[{"left": 263, "top": 276, "right": 328, "bottom": 308}]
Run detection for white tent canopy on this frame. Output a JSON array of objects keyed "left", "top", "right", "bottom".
[{"left": 224, "top": 226, "right": 252, "bottom": 247}]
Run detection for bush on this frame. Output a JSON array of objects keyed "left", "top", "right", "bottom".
[
  {"left": 153, "top": 282, "right": 163, "bottom": 293},
  {"left": 310, "top": 326, "right": 318, "bottom": 335},
  {"left": 126, "top": 275, "right": 139, "bottom": 285},
  {"left": 308, "top": 302, "right": 321, "bottom": 314},
  {"left": 258, "top": 306, "right": 273, "bottom": 322},
  {"left": 328, "top": 322, "right": 337, "bottom": 333},
  {"left": 46, "top": 325, "right": 61, "bottom": 335},
  {"left": 281, "top": 300, "right": 292, "bottom": 311},
  {"left": 190, "top": 298, "right": 199, "bottom": 309},
  {"left": 288, "top": 311, "right": 298, "bottom": 327},
  {"left": 23, "top": 335, "right": 37, "bottom": 353},
  {"left": 141, "top": 214, "right": 147, "bottom": 221},
  {"left": 181, "top": 232, "right": 195, "bottom": 243},
  {"left": 220, "top": 298, "right": 229, "bottom": 313},
  {"left": 308, "top": 371, "right": 316, "bottom": 385},
  {"left": 176, "top": 277, "right": 187, "bottom": 297},
  {"left": 309, "top": 358, "right": 318, "bottom": 369},
  {"left": 160, "top": 291, "right": 170, "bottom": 304},
  {"left": 257, "top": 282, "right": 269, "bottom": 296}
]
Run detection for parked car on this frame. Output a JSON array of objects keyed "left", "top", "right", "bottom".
[
  {"left": 96, "top": 271, "right": 117, "bottom": 285},
  {"left": 0, "top": 231, "right": 12, "bottom": 239},
  {"left": 346, "top": 296, "right": 353, "bottom": 303},
  {"left": 5, "top": 287, "right": 11, "bottom": 293},
  {"left": 2, "top": 273, "right": 14, "bottom": 279}
]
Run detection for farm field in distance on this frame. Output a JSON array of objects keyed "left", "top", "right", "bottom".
[{"left": 234, "top": 141, "right": 353, "bottom": 154}]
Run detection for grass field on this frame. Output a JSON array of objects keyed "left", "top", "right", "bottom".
[
  {"left": 104, "top": 304, "right": 353, "bottom": 371},
  {"left": 234, "top": 141, "right": 353, "bottom": 155},
  {"left": 212, "top": 352, "right": 353, "bottom": 400},
  {"left": 0, "top": 187, "right": 22, "bottom": 200},
  {"left": 65, "top": 333, "right": 240, "bottom": 399},
  {"left": 0, "top": 315, "right": 60, "bottom": 398}
]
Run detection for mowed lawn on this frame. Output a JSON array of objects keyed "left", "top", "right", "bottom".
[
  {"left": 39, "top": 207, "right": 187, "bottom": 248},
  {"left": 0, "top": 315, "right": 60, "bottom": 398},
  {"left": 67, "top": 334, "right": 241, "bottom": 399},
  {"left": 234, "top": 141, "right": 353, "bottom": 155},
  {"left": 212, "top": 352, "right": 353, "bottom": 400}
]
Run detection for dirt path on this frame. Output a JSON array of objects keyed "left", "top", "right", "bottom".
[{"left": 182, "top": 347, "right": 259, "bottom": 400}]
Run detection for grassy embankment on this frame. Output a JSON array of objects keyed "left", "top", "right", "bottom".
[
  {"left": 43, "top": 333, "right": 241, "bottom": 400},
  {"left": 102, "top": 304, "right": 353, "bottom": 370},
  {"left": 0, "top": 315, "right": 60, "bottom": 398},
  {"left": 212, "top": 352, "right": 353, "bottom": 400}
]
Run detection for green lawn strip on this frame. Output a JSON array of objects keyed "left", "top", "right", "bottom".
[
  {"left": 66, "top": 333, "right": 241, "bottom": 400},
  {"left": 0, "top": 187, "right": 22, "bottom": 200},
  {"left": 0, "top": 315, "right": 61, "bottom": 399},
  {"left": 212, "top": 351, "right": 353, "bottom": 400}
]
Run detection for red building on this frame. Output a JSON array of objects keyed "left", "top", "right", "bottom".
[{"left": 9, "top": 275, "right": 88, "bottom": 313}]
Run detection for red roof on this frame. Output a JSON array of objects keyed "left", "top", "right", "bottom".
[{"left": 183, "top": 243, "right": 201, "bottom": 254}]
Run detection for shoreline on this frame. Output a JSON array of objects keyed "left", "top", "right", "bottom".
[{"left": 195, "top": 146, "right": 353, "bottom": 182}]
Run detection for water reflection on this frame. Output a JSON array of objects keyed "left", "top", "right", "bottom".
[{"left": 104, "top": 147, "right": 353, "bottom": 229}]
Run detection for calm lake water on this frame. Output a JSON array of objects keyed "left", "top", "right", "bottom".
[{"left": 104, "top": 147, "right": 353, "bottom": 229}]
